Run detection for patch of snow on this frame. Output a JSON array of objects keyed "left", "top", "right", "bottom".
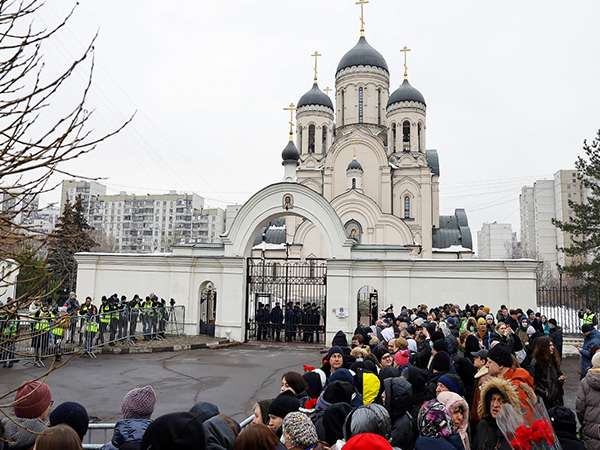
[
  {"left": 252, "top": 242, "right": 286, "bottom": 251},
  {"left": 432, "top": 245, "right": 473, "bottom": 252},
  {"left": 389, "top": 162, "right": 399, "bottom": 169},
  {"left": 268, "top": 225, "right": 285, "bottom": 230}
]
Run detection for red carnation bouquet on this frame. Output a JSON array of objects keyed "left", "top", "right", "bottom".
[
  {"left": 497, "top": 399, "right": 561, "bottom": 450},
  {"left": 303, "top": 364, "right": 315, "bottom": 373}
]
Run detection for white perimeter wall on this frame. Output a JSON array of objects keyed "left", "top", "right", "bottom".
[{"left": 76, "top": 253, "right": 538, "bottom": 344}]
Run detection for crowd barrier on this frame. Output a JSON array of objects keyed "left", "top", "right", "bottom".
[
  {"left": 0, "top": 306, "right": 186, "bottom": 365},
  {"left": 81, "top": 414, "right": 255, "bottom": 449}
]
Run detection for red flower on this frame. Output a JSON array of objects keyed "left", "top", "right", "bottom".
[
  {"left": 303, "top": 365, "right": 315, "bottom": 372},
  {"left": 304, "top": 398, "right": 317, "bottom": 409}
]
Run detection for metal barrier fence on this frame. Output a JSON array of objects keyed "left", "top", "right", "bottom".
[
  {"left": 0, "top": 305, "right": 185, "bottom": 365},
  {"left": 537, "top": 287, "right": 585, "bottom": 335},
  {"left": 81, "top": 415, "right": 255, "bottom": 449}
]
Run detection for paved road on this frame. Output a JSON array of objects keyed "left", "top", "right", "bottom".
[
  {"left": 0, "top": 343, "right": 323, "bottom": 423},
  {"left": 0, "top": 344, "right": 582, "bottom": 423}
]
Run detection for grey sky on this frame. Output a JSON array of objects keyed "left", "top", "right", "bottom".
[{"left": 37, "top": 1, "right": 600, "bottom": 250}]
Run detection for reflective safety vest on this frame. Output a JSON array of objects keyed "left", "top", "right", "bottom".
[
  {"left": 99, "top": 305, "right": 111, "bottom": 323},
  {"left": 35, "top": 312, "right": 53, "bottom": 331},
  {"left": 2, "top": 318, "right": 18, "bottom": 336},
  {"left": 143, "top": 302, "right": 153, "bottom": 316},
  {"left": 52, "top": 315, "right": 68, "bottom": 336},
  {"left": 584, "top": 313, "right": 596, "bottom": 325},
  {"left": 86, "top": 318, "right": 98, "bottom": 333}
]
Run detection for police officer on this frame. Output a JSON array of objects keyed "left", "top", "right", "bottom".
[
  {"left": 96, "top": 296, "right": 111, "bottom": 345},
  {"left": 579, "top": 306, "right": 597, "bottom": 328},
  {"left": 2, "top": 301, "right": 19, "bottom": 368},
  {"left": 270, "top": 302, "right": 283, "bottom": 342},
  {"left": 128, "top": 294, "right": 141, "bottom": 341},
  {"left": 78, "top": 297, "right": 93, "bottom": 345},
  {"left": 84, "top": 305, "right": 98, "bottom": 355},
  {"left": 33, "top": 304, "right": 52, "bottom": 366},
  {"left": 141, "top": 295, "right": 154, "bottom": 340}
]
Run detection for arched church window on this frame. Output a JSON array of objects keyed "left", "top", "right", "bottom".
[
  {"left": 418, "top": 123, "right": 422, "bottom": 152},
  {"left": 308, "top": 125, "right": 315, "bottom": 153},
  {"left": 352, "top": 178, "right": 356, "bottom": 189},
  {"left": 377, "top": 88, "right": 381, "bottom": 125},
  {"left": 272, "top": 262, "right": 278, "bottom": 278},
  {"left": 392, "top": 123, "right": 396, "bottom": 152},
  {"left": 403, "top": 121, "right": 410, "bottom": 151},
  {"left": 322, "top": 126, "right": 327, "bottom": 153},
  {"left": 298, "top": 126, "right": 303, "bottom": 153},
  {"left": 358, "top": 87, "right": 364, "bottom": 123},
  {"left": 404, "top": 196, "right": 410, "bottom": 218},
  {"left": 341, "top": 89, "right": 345, "bottom": 125},
  {"left": 344, "top": 219, "right": 362, "bottom": 243}
]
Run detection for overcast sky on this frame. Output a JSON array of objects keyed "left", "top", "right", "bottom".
[{"left": 36, "top": 1, "right": 600, "bottom": 252}]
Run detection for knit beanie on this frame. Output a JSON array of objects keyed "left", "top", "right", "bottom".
[
  {"left": 14, "top": 381, "right": 52, "bottom": 419},
  {"left": 487, "top": 343, "right": 513, "bottom": 368},
  {"left": 592, "top": 352, "right": 600, "bottom": 369},
  {"left": 582, "top": 324, "right": 593, "bottom": 333},
  {"left": 433, "top": 339, "right": 448, "bottom": 353},
  {"left": 431, "top": 351, "right": 451, "bottom": 372},
  {"left": 431, "top": 331, "right": 445, "bottom": 342},
  {"left": 548, "top": 319, "right": 558, "bottom": 327},
  {"left": 282, "top": 412, "right": 318, "bottom": 448},
  {"left": 255, "top": 399, "right": 274, "bottom": 425},
  {"left": 548, "top": 406, "right": 577, "bottom": 435},
  {"left": 49, "top": 401, "right": 89, "bottom": 440},
  {"left": 438, "top": 374, "right": 462, "bottom": 395},
  {"left": 268, "top": 391, "right": 300, "bottom": 419},
  {"left": 477, "top": 317, "right": 486, "bottom": 325},
  {"left": 394, "top": 349, "right": 409, "bottom": 366},
  {"left": 323, "top": 380, "right": 353, "bottom": 405},
  {"left": 332, "top": 331, "right": 348, "bottom": 347},
  {"left": 327, "top": 345, "right": 344, "bottom": 360},
  {"left": 139, "top": 411, "right": 206, "bottom": 450},
  {"left": 486, "top": 314, "right": 494, "bottom": 321},
  {"left": 406, "top": 325, "right": 416, "bottom": 335},
  {"left": 328, "top": 368, "right": 353, "bottom": 386},
  {"left": 122, "top": 385, "right": 156, "bottom": 419},
  {"left": 344, "top": 433, "right": 393, "bottom": 450}
]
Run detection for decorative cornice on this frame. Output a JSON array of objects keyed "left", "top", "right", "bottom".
[
  {"left": 297, "top": 104, "right": 334, "bottom": 117},
  {"left": 335, "top": 65, "right": 390, "bottom": 79},
  {"left": 386, "top": 100, "right": 426, "bottom": 114}
]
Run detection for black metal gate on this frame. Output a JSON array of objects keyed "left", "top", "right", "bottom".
[
  {"left": 537, "top": 286, "right": 582, "bottom": 335},
  {"left": 246, "top": 257, "right": 327, "bottom": 343}
]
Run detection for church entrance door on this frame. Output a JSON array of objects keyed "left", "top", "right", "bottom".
[{"left": 246, "top": 257, "right": 326, "bottom": 343}]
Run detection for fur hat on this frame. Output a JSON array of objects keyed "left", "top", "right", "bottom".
[
  {"left": 477, "top": 377, "right": 520, "bottom": 420},
  {"left": 122, "top": 385, "right": 156, "bottom": 419},
  {"left": 13, "top": 381, "right": 52, "bottom": 419}
]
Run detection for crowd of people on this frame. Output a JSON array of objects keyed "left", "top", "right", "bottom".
[
  {"left": 2, "top": 302, "right": 600, "bottom": 450},
  {"left": 0, "top": 292, "right": 175, "bottom": 367}
]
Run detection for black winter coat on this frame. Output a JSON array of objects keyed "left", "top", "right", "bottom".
[
  {"left": 528, "top": 358, "right": 564, "bottom": 408},
  {"left": 549, "top": 327, "right": 564, "bottom": 360},
  {"left": 473, "top": 417, "right": 512, "bottom": 450},
  {"left": 383, "top": 377, "right": 415, "bottom": 450},
  {"left": 555, "top": 430, "right": 586, "bottom": 450}
]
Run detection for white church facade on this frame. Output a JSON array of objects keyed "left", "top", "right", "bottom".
[{"left": 75, "top": 20, "right": 538, "bottom": 343}]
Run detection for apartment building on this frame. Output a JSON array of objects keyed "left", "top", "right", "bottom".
[{"left": 477, "top": 222, "right": 515, "bottom": 259}]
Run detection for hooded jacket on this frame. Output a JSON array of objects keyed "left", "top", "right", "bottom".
[
  {"left": 438, "top": 391, "right": 469, "bottom": 450},
  {"left": 354, "top": 369, "right": 380, "bottom": 405},
  {"left": 383, "top": 377, "right": 415, "bottom": 450},
  {"left": 473, "top": 377, "right": 520, "bottom": 450},
  {"left": 581, "top": 329, "right": 600, "bottom": 379},
  {"left": 576, "top": 367, "right": 600, "bottom": 450},
  {"left": 1, "top": 417, "right": 47, "bottom": 450},
  {"left": 101, "top": 419, "right": 152, "bottom": 450},
  {"left": 203, "top": 416, "right": 236, "bottom": 450}
]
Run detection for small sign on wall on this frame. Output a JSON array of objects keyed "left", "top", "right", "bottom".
[{"left": 331, "top": 307, "right": 348, "bottom": 318}]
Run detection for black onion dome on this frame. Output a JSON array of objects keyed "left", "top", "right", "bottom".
[
  {"left": 281, "top": 140, "right": 300, "bottom": 164},
  {"left": 336, "top": 36, "right": 389, "bottom": 75},
  {"left": 297, "top": 83, "right": 333, "bottom": 110},
  {"left": 347, "top": 158, "right": 363, "bottom": 171},
  {"left": 387, "top": 78, "right": 426, "bottom": 107}
]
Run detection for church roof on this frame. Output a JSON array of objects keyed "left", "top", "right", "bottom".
[
  {"left": 336, "top": 36, "right": 389, "bottom": 75},
  {"left": 387, "top": 78, "right": 426, "bottom": 107},
  {"left": 281, "top": 140, "right": 300, "bottom": 164},
  {"left": 347, "top": 158, "right": 363, "bottom": 171},
  {"left": 297, "top": 83, "right": 333, "bottom": 110},
  {"left": 432, "top": 209, "right": 473, "bottom": 250}
]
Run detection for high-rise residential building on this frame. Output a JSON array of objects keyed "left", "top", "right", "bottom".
[
  {"left": 60, "top": 181, "right": 226, "bottom": 253},
  {"left": 0, "top": 191, "right": 39, "bottom": 226},
  {"left": 477, "top": 222, "right": 515, "bottom": 259},
  {"left": 60, "top": 180, "right": 107, "bottom": 214},
  {"left": 519, "top": 169, "right": 583, "bottom": 276}
]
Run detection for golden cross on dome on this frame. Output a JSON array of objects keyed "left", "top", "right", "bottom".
[
  {"left": 311, "top": 51, "right": 321, "bottom": 83},
  {"left": 356, "top": 0, "right": 369, "bottom": 36},
  {"left": 400, "top": 46, "right": 411, "bottom": 79},
  {"left": 324, "top": 86, "right": 332, "bottom": 96},
  {"left": 283, "top": 103, "right": 298, "bottom": 141}
]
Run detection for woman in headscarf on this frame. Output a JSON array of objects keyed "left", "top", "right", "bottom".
[
  {"left": 437, "top": 391, "right": 469, "bottom": 450},
  {"left": 414, "top": 399, "right": 464, "bottom": 450}
]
